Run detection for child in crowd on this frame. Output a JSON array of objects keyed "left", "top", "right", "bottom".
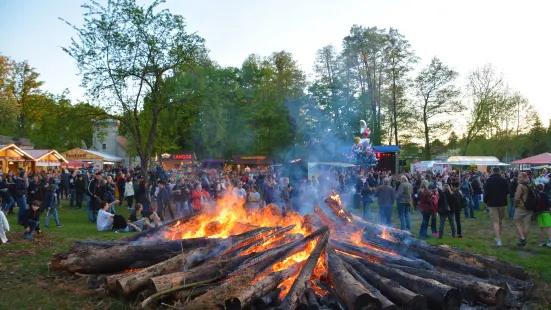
[
  {"left": 0, "top": 207, "right": 9, "bottom": 244},
  {"left": 535, "top": 184, "right": 551, "bottom": 247},
  {"left": 44, "top": 184, "right": 63, "bottom": 228},
  {"left": 21, "top": 201, "right": 43, "bottom": 239}
]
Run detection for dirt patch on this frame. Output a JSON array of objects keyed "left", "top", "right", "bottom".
[
  {"left": 0, "top": 249, "right": 36, "bottom": 256},
  {"left": 2, "top": 231, "right": 56, "bottom": 247}
]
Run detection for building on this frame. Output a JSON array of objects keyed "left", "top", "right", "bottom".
[{"left": 91, "top": 119, "right": 131, "bottom": 166}]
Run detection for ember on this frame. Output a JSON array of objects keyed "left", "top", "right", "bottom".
[{"left": 51, "top": 191, "right": 532, "bottom": 310}]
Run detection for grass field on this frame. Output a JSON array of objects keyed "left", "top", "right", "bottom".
[{"left": 0, "top": 200, "right": 549, "bottom": 310}]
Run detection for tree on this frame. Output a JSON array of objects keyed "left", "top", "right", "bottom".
[
  {"left": 413, "top": 57, "right": 460, "bottom": 159},
  {"left": 5, "top": 60, "right": 43, "bottom": 137},
  {"left": 61, "top": 0, "right": 206, "bottom": 179},
  {"left": 383, "top": 28, "right": 418, "bottom": 146},
  {"left": 527, "top": 115, "right": 547, "bottom": 155},
  {"left": 463, "top": 64, "right": 506, "bottom": 155}
]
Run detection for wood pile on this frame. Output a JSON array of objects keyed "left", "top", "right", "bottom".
[{"left": 50, "top": 194, "right": 532, "bottom": 309}]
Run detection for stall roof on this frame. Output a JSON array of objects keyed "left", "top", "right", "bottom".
[
  {"left": 373, "top": 145, "right": 399, "bottom": 153},
  {"left": 314, "top": 162, "right": 357, "bottom": 168},
  {"left": 0, "top": 143, "right": 34, "bottom": 159},
  {"left": 83, "top": 149, "right": 123, "bottom": 162},
  {"left": 446, "top": 156, "right": 509, "bottom": 166},
  {"left": 25, "top": 149, "right": 68, "bottom": 163},
  {"left": 510, "top": 153, "right": 551, "bottom": 165}
]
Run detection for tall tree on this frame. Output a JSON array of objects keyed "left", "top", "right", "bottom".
[
  {"left": 383, "top": 27, "right": 418, "bottom": 146},
  {"left": 413, "top": 57, "right": 460, "bottom": 159},
  {"left": 5, "top": 60, "right": 43, "bottom": 137},
  {"left": 61, "top": 0, "right": 206, "bottom": 179},
  {"left": 462, "top": 64, "right": 505, "bottom": 155}
]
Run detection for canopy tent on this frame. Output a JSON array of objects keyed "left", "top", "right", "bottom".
[
  {"left": 64, "top": 160, "right": 85, "bottom": 169},
  {"left": 445, "top": 156, "right": 509, "bottom": 166},
  {"left": 509, "top": 153, "right": 551, "bottom": 165}
]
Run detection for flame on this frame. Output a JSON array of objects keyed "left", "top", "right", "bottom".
[
  {"left": 164, "top": 189, "right": 309, "bottom": 240},
  {"left": 330, "top": 193, "right": 342, "bottom": 206},
  {"left": 336, "top": 249, "right": 380, "bottom": 263},
  {"left": 379, "top": 227, "right": 397, "bottom": 243},
  {"left": 310, "top": 280, "right": 329, "bottom": 297},
  {"left": 349, "top": 229, "right": 398, "bottom": 256}
]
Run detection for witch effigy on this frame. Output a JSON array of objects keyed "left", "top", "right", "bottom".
[{"left": 348, "top": 120, "right": 378, "bottom": 169}]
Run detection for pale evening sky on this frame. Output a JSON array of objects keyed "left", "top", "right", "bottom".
[{"left": 1, "top": 0, "right": 550, "bottom": 123}]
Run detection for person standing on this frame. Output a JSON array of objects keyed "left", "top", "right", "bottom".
[
  {"left": 395, "top": 175, "right": 412, "bottom": 231},
  {"left": 361, "top": 181, "right": 374, "bottom": 220},
  {"left": 513, "top": 172, "right": 534, "bottom": 246},
  {"left": 509, "top": 177, "right": 518, "bottom": 218},
  {"left": 451, "top": 181, "right": 464, "bottom": 238},
  {"left": 14, "top": 171, "right": 29, "bottom": 225},
  {"left": 471, "top": 175, "right": 483, "bottom": 211},
  {"left": 484, "top": 167, "right": 510, "bottom": 246},
  {"left": 374, "top": 178, "right": 396, "bottom": 226}
]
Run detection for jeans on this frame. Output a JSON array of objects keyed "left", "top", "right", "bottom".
[
  {"left": 439, "top": 213, "right": 456, "bottom": 237},
  {"left": 109, "top": 204, "right": 116, "bottom": 214},
  {"left": 472, "top": 194, "right": 481, "bottom": 210},
  {"left": 86, "top": 196, "right": 96, "bottom": 222},
  {"left": 55, "top": 188, "right": 61, "bottom": 205},
  {"left": 464, "top": 197, "right": 475, "bottom": 218},
  {"left": 430, "top": 214, "right": 437, "bottom": 234},
  {"left": 16, "top": 197, "right": 27, "bottom": 223},
  {"left": 62, "top": 186, "right": 70, "bottom": 199},
  {"left": 126, "top": 195, "right": 134, "bottom": 208},
  {"left": 454, "top": 209, "right": 462, "bottom": 236},
  {"left": 69, "top": 189, "right": 76, "bottom": 207},
  {"left": 508, "top": 197, "right": 515, "bottom": 218},
  {"left": 26, "top": 219, "right": 40, "bottom": 232},
  {"left": 175, "top": 201, "right": 189, "bottom": 217},
  {"left": 45, "top": 208, "right": 60, "bottom": 226},
  {"left": 420, "top": 211, "right": 431, "bottom": 237},
  {"left": 76, "top": 193, "right": 84, "bottom": 209},
  {"left": 362, "top": 199, "right": 372, "bottom": 219},
  {"left": 397, "top": 203, "right": 411, "bottom": 230},
  {"left": 378, "top": 205, "right": 393, "bottom": 226},
  {"left": 1, "top": 196, "right": 14, "bottom": 212}
]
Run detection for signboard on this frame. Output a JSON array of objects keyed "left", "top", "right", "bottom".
[
  {"left": 61, "top": 148, "right": 103, "bottom": 160},
  {"left": 158, "top": 153, "right": 194, "bottom": 161}
]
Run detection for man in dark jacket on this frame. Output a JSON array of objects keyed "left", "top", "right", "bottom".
[
  {"left": 86, "top": 173, "right": 101, "bottom": 223},
  {"left": 74, "top": 173, "right": 86, "bottom": 209},
  {"left": 483, "top": 167, "right": 510, "bottom": 246},
  {"left": 15, "top": 171, "right": 29, "bottom": 224},
  {"left": 374, "top": 178, "right": 396, "bottom": 226}
]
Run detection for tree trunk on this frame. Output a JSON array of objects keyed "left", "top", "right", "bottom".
[
  {"left": 423, "top": 102, "right": 430, "bottom": 160},
  {"left": 51, "top": 238, "right": 218, "bottom": 274},
  {"left": 343, "top": 260, "right": 398, "bottom": 310},
  {"left": 326, "top": 245, "right": 380, "bottom": 310},
  {"left": 113, "top": 244, "right": 221, "bottom": 296},
  {"left": 279, "top": 232, "right": 329, "bottom": 310},
  {"left": 338, "top": 254, "right": 426, "bottom": 310},
  {"left": 360, "top": 258, "right": 462, "bottom": 310},
  {"left": 392, "top": 65, "right": 398, "bottom": 146},
  {"left": 330, "top": 240, "right": 434, "bottom": 271},
  {"left": 387, "top": 264, "right": 506, "bottom": 307},
  {"left": 183, "top": 264, "right": 300, "bottom": 310}
]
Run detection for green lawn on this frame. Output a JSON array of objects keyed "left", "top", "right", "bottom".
[{"left": 0, "top": 200, "right": 549, "bottom": 309}]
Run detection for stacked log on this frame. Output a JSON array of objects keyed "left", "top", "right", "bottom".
[{"left": 48, "top": 198, "right": 533, "bottom": 310}]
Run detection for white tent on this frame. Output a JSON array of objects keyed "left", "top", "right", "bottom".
[{"left": 445, "top": 156, "right": 509, "bottom": 166}]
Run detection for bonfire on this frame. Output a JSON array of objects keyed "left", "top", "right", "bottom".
[{"left": 50, "top": 190, "right": 533, "bottom": 310}]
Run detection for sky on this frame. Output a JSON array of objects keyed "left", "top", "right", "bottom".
[{"left": 1, "top": 0, "right": 550, "bottom": 123}]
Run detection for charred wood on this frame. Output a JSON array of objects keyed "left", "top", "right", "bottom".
[
  {"left": 338, "top": 254, "right": 426, "bottom": 310},
  {"left": 326, "top": 245, "right": 380, "bottom": 310}
]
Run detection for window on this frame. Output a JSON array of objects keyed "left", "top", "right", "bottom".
[{"left": 102, "top": 144, "right": 106, "bottom": 150}]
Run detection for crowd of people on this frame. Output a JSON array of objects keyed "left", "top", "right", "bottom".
[{"left": 0, "top": 164, "right": 550, "bottom": 248}]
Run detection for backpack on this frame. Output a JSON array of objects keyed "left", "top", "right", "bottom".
[
  {"left": 522, "top": 184, "right": 539, "bottom": 212},
  {"left": 112, "top": 214, "right": 128, "bottom": 230}
]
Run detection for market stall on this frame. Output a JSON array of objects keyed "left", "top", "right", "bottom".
[
  {"left": 26, "top": 149, "right": 68, "bottom": 172},
  {"left": 445, "top": 156, "right": 509, "bottom": 172},
  {"left": 509, "top": 153, "right": 551, "bottom": 171},
  {"left": 232, "top": 155, "right": 273, "bottom": 172},
  {"left": 0, "top": 144, "right": 34, "bottom": 174},
  {"left": 158, "top": 152, "right": 199, "bottom": 170},
  {"left": 60, "top": 148, "right": 123, "bottom": 171}
]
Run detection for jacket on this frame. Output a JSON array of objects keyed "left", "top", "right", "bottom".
[
  {"left": 396, "top": 182, "right": 412, "bottom": 204},
  {"left": 537, "top": 192, "right": 551, "bottom": 214},
  {"left": 375, "top": 185, "right": 395, "bottom": 206},
  {"left": 44, "top": 191, "right": 57, "bottom": 210},
  {"left": 0, "top": 211, "right": 9, "bottom": 233},
  {"left": 418, "top": 189, "right": 433, "bottom": 213},
  {"left": 483, "top": 174, "right": 510, "bottom": 207},
  {"left": 14, "top": 178, "right": 28, "bottom": 198},
  {"left": 75, "top": 178, "right": 86, "bottom": 194},
  {"left": 21, "top": 208, "right": 40, "bottom": 228},
  {"left": 471, "top": 179, "right": 483, "bottom": 195},
  {"left": 439, "top": 190, "right": 454, "bottom": 215},
  {"left": 514, "top": 182, "right": 529, "bottom": 210}
]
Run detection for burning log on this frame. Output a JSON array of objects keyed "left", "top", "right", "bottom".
[
  {"left": 246, "top": 287, "right": 283, "bottom": 310},
  {"left": 182, "top": 264, "right": 301, "bottom": 310},
  {"left": 338, "top": 254, "right": 426, "bottom": 310},
  {"left": 330, "top": 239, "right": 435, "bottom": 271},
  {"left": 230, "top": 224, "right": 296, "bottom": 257},
  {"left": 359, "top": 258, "right": 462, "bottom": 310},
  {"left": 326, "top": 245, "right": 381, "bottom": 310},
  {"left": 304, "top": 287, "right": 320, "bottom": 310},
  {"left": 118, "top": 213, "right": 200, "bottom": 242},
  {"left": 387, "top": 264, "right": 506, "bottom": 307},
  {"left": 313, "top": 205, "right": 338, "bottom": 231},
  {"left": 323, "top": 194, "right": 353, "bottom": 224},
  {"left": 440, "top": 268, "right": 534, "bottom": 296},
  {"left": 51, "top": 238, "right": 219, "bottom": 274},
  {"left": 342, "top": 260, "right": 398, "bottom": 310},
  {"left": 112, "top": 244, "right": 222, "bottom": 296},
  {"left": 174, "top": 285, "right": 213, "bottom": 304},
  {"left": 279, "top": 231, "right": 330, "bottom": 310}
]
